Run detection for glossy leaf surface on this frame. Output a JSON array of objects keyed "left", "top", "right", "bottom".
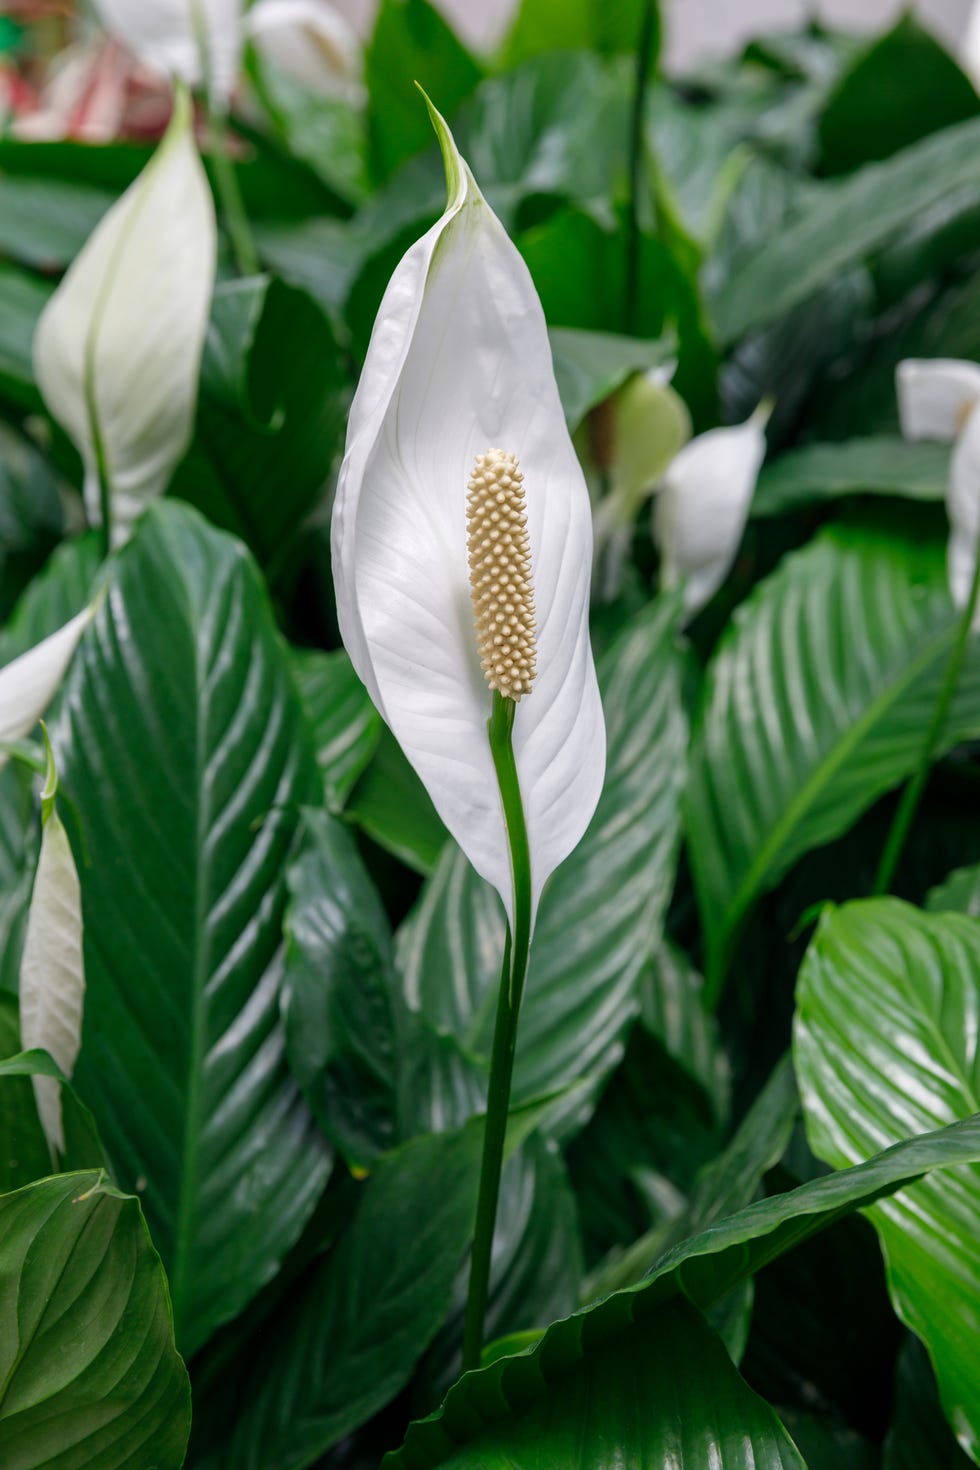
[{"left": 56, "top": 502, "right": 331, "bottom": 1355}]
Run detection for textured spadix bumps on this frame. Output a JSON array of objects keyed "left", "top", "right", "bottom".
[
  {"left": 467, "top": 450, "right": 537, "bottom": 701},
  {"left": 332, "top": 102, "right": 604, "bottom": 924}
]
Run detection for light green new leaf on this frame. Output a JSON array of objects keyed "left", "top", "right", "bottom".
[
  {"left": 397, "top": 593, "right": 689, "bottom": 1129},
  {"left": 56, "top": 501, "right": 331, "bottom": 1356},
  {"left": 795, "top": 899, "right": 980, "bottom": 1461},
  {"left": 686, "top": 516, "right": 980, "bottom": 994},
  {"left": 0, "top": 1170, "right": 190, "bottom": 1469},
  {"left": 927, "top": 861, "right": 980, "bottom": 917},
  {"left": 388, "top": 1113, "right": 980, "bottom": 1467},
  {"left": 399, "top": 1300, "right": 805, "bottom": 1470}
]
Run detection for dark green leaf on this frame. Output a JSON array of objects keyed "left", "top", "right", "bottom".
[
  {"left": 795, "top": 899, "right": 980, "bottom": 1460},
  {"left": 884, "top": 1334, "right": 975, "bottom": 1470},
  {"left": 686, "top": 515, "right": 980, "bottom": 994},
  {"left": 926, "top": 860, "right": 980, "bottom": 917},
  {"left": 0, "top": 423, "right": 66, "bottom": 620},
  {"left": 0, "top": 265, "right": 52, "bottom": 410},
  {"left": 365, "top": 0, "right": 483, "bottom": 182},
  {"left": 713, "top": 114, "right": 980, "bottom": 344},
  {"left": 171, "top": 275, "right": 348, "bottom": 567},
  {"left": 388, "top": 1112, "right": 980, "bottom": 1467},
  {"left": 290, "top": 647, "right": 381, "bottom": 808},
  {"left": 0, "top": 1170, "right": 190, "bottom": 1469},
  {"left": 191, "top": 1123, "right": 484, "bottom": 1470},
  {"left": 0, "top": 760, "right": 36, "bottom": 994},
  {"left": 0, "top": 997, "right": 50, "bottom": 1192},
  {"left": 346, "top": 724, "right": 448, "bottom": 875},
  {"left": 390, "top": 1299, "right": 805, "bottom": 1469},
  {"left": 817, "top": 15, "right": 979, "bottom": 176},
  {"left": 548, "top": 326, "right": 674, "bottom": 429},
  {"left": 0, "top": 1047, "right": 105, "bottom": 1178},
  {"left": 639, "top": 941, "right": 729, "bottom": 1118},
  {"left": 397, "top": 593, "right": 689, "bottom": 1130},
  {"left": 57, "top": 501, "right": 331, "bottom": 1355},
  {"left": 752, "top": 437, "right": 949, "bottom": 519},
  {"left": 0, "top": 533, "right": 102, "bottom": 668}
]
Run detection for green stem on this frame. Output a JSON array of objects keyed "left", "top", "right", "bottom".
[
  {"left": 873, "top": 545, "right": 980, "bottom": 896},
  {"left": 461, "top": 693, "right": 533, "bottom": 1374},
  {"left": 205, "top": 99, "right": 259, "bottom": 277},
  {"left": 624, "top": 0, "right": 657, "bottom": 336}
]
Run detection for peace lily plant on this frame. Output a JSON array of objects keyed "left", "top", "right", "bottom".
[
  {"left": 0, "top": 608, "right": 93, "bottom": 770},
  {"left": 332, "top": 98, "right": 605, "bottom": 1368},
  {"left": 33, "top": 86, "right": 216, "bottom": 552}
]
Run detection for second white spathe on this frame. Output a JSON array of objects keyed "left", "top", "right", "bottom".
[
  {"left": 654, "top": 404, "right": 770, "bottom": 621},
  {"left": 33, "top": 88, "right": 216, "bottom": 549},
  {"left": 897, "top": 357, "right": 980, "bottom": 630},
  {"left": 19, "top": 736, "right": 85, "bottom": 1158},
  {"left": 0, "top": 608, "right": 94, "bottom": 771},
  {"left": 93, "top": 0, "right": 243, "bottom": 107}
]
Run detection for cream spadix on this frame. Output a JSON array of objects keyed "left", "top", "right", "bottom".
[
  {"left": 33, "top": 88, "right": 216, "bottom": 549},
  {"left": 19, "top": 732, "right": 84, "bottom": 1158},
  {"left": 331, "top": 101, "right": 604, "bottom": 924},
  {"left": 467, "top": 449, "right": 537, "bottom": 702}
]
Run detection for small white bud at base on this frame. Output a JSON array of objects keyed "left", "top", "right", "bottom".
[{"left": 467, "top": 449, "right": 537, "bottom": 701}]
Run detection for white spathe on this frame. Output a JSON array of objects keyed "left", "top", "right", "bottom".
[
  {"left": 654, "top": 403, "right": 769, "bottom": 621},
  {"left": 332, "top": 102, "right": 605, "bottom": 926},
  {"left": 93, "top": 0, "right": 243, "bottom": 107},
  {"left": 33, "top": 88, "right": 216, "bottom": 549},
  {"left": 246, "top": 0, "right": 363, "bottom": 102},
  {"left": 896, "top": 358, "right": 980, "bottom": 630},
  {"left": 0, "top": 609, "right": 93, "bottom": 771},
  {"left": 20, "top": 741, "right": 85, "bottom": 1158}
]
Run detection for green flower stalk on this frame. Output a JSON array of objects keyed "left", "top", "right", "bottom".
[{"left": 331, "top": 100, "right": 605, "bottom": 1372}]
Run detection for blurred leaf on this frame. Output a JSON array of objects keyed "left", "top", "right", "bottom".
[
  {"left": 0, "top": 1046, "right": 105, "bottom": 1181},
  {"left": 548, "top": 325, "right": 674, "bottom": 428},
  {"left": 0, "top": 175, "right": 113, "bottom": 271},
  {"left": 752, "top": 437, "right": 949, "bottom": 519},
  {"left": 927, "top": 860, "right": 980, "bottom": 917},
  {"left": 346, "top": 724, "right": 448, "bottom": 875},
  {"left": 387, "top": 1112, "right": 980, "bottom": 1467},
  {"left": 503, "top": 0, "right": 659, "bottom": 68},
  {"left": 795, "top": 899, "right": 980, "bottom": 1460},
  {"left": 0, "top": 996, "right": 50, "bottom": 1191},
  {"left": 0, "top": 264, "right": 51, "bottom": 410},
  {"left": 686, "top": 514, "right": 980, "bottom": 994},
  {"left": 171, "top": 275, "right": 348, "bottom": 568},
  {"left": 713, "top": 114, "right": 980, "bottom": 345},
  {"left": 0, "top": 423, "right": 66, "bottom": 620},
  {"left": 817, "top": 15, "right": 979, "bottom": 176},
  {"left": 639, "top": 941, "right": 730, "bottom": 1117},
  {"left": 0, "top": 1171, "right": 191, "bottom": 1468},
  {"left": 388, "top": 1299, "right": 806, "bottom": 1469},
  {"left": 249, "top": 59, "right": 369, "bottom": 207},
  {"left": 884, "top": 1334, "right": 975, "bottom": 1470},
  {"left": 397, "top": 593, "right": 689, "bottom": 1134},
  {"left": 57, "top": 502, "right": 331, "bottom": 1357},
  {"left": 190, "top": 1123, "right": 484, "bottom": 1470},
  {"left": 0, "top": 533, "right": 101, "bottom": 670},
  {"left": 365, "top": 0, "right": 483, "bottom": 183},
  {"left": 0, "top": 753, "right": 35, "bottom": 996},
  {"left": 290, "top": 647, "right": 381, "bottom": 808}
]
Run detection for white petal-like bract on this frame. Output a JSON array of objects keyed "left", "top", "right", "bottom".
[
  {"left": 332, "top": 103, "right": 604, "bottom": 924},
  {"left": 246, "top": 0, "right": 362, "bottom": 101},
  {"left": 0, "top": 609, "right": 93, "bottom": 770},
  {"left": 896, "top": 358, "right": 980, "bottom": 443},
  {"left": 20, "top": 744, "right": 85, "bottom": 1158},
  {"left": 654, "top": 405, "right": 769, "bottom": 621},
  {"left": 947, "top": 401, "right": 980, "bottom": 627},
  {"left": 93, "top": 0, "right": 243, "bottom": 106},
  {"left": 33, "top": 88, "right": 216, "bottom": 548}
]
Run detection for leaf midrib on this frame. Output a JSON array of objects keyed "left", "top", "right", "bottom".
[{"left": 712, "top": 613, "right": 960, "bottom": 972}]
